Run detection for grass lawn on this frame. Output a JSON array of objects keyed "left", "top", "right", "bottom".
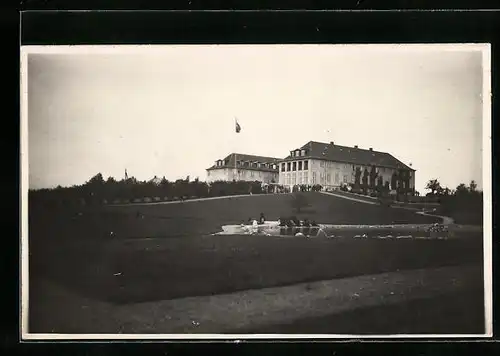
[
  {"left": 233, "top": 287, "right": 485, "bottom": 335},
  {"left": 29, "top": 192, "right": 442, "bottom": 241},
  {"left": 29, "top": 233, "right": 483, "bottom": 305},
  {"left": 28, "top": 192, "right": 482, "bottom": 306}
]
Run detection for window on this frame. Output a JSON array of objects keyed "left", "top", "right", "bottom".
[
  {"left": 287, "top": 162, "right": 291, "bottom": 171},
  {"left": 298, "top": 172, "right": 302, "bottom": 184},
  {"left": 312, "top": 172, "right": 317, "bottom": 184},
  {"left": 304, "top": 161, "right": 309, "bottom": 170},
  {"left": 250, "top": 171, "right": 254, "bottom": 178},
  {"left": 207, "top": 171, "right": 211, "bottom": 176},
  {"left": 335, "top": 173, "right": 339, "bottom": 184},
  {"left": 292, "top": 162, "right": 297, "bottom": 171},
  {"left": 291, "top": 151, "right": 295, "bottom": 157},
  {"left": 343, "top": 175, "right": 348, "bottom": 183},
  {"left": 281, "top": 163, "right": 285, "bottom": 172},
  {"left": 303, "top": 172, "right": 308, "bottom": 184},
  {"left": 298, "top": 161, "right": 303, "bottom": 170}
]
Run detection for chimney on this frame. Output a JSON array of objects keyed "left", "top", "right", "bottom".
[
  {"left": 330, "top": 141, "right": 334, "bottom": 145},
  {"left": 369, "top": 147, "right": 373, "bottom": 151},
  {"left": 354, "top": 145, "right": 358, "bottom": 148}
]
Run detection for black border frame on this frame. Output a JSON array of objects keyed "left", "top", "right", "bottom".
[{"left": 10, "top": 4, "right": 500, "bottom": 355}]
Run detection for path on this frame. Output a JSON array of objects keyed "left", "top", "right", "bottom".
[
  {"left": 321, "top": 191, "right": 455, "bottom": 225},
  {"left": 320, "top": 191, "right": 378, "bottom": 205},
  {"left": 108, "top": 193, "right": 282, "bottom": 207},
  {"left": 26, "top": 264, "right": 482, "bottom": 337}
]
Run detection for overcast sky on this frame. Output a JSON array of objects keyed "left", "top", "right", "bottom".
[{"left": 25, "top": 45, "right": 487, "bottom": 193}]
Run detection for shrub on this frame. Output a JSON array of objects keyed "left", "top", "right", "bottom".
[{"left": 291, "top": 193, "right": 310, "bottom": 213}]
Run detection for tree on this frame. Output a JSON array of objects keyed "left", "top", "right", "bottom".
[
  {"left": 362, "top": 168, "right": 369, "bottom": 187},
  {"left": 377, "top": 176, "right": 383, "bottom": 187},
  {"left": 291, "top": 192, "right": 310, "bottom": 213},
  {"left": 391, "top": 172, "right": 398, "bottom": 190},
  {"left": 455, "top": 183, "right": 469, "bottom": 196},
  {"left": 354, "top": 167, "right": 362, "bottom": 187},
  {"left": 469, "top": 180, "right": 477, "bottom": 192},
  {"left": 87, "top": 173, "right": 104, "bottom": 186},
  {"left": 425, "top": 179, "right": 442, "bottom": 195},
  {"left": 369, "top": 166, "right": 378, "bottom": 188}
]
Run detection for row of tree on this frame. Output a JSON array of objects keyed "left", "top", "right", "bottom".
[
  {"left": 424, "top": 179, "right": 483, "bottom": 224},
  {"left": 352, "top": 166, "right": 414, "bottom": 195},
  {"left": 29, "top": 173, "right": 280, "bottom": 208}
]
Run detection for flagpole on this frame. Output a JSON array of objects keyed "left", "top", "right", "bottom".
[{"left": 234, "top": 117, "right": 238, "bottom": 181}]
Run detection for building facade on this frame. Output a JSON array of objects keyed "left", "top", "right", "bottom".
[
  {"left": 278, "top": 141, "right": 416, "bottom": 192},
  {"left": 206, "top": 153, "right": 280, "bottom": 183}
]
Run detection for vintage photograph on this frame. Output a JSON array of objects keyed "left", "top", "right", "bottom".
[{"left": 21, "top": 44, "right": 492, "bottom": 339}]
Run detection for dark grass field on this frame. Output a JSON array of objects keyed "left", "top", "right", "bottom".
[
  {"left": 27, "top": 193, "right": 487, "bottom": 334},
  {"left": 29, "top": 192, "right": 442, "bottom": 242},
  {"left": 233, "top": 287, "right": 485, "bottom": 335},
  {"left": 29, "top": 234, "right": 483, "bottom": 305},
  {"left": 28, "top": 193, "right": 483, "bottom": 307}
]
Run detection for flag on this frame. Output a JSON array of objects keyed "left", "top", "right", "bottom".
[
  {"left": 235, "top": 118, "right": 241, "bottom": 133},
  {"left": 125, "top": 169, "right": 128, "bottom": 180}
]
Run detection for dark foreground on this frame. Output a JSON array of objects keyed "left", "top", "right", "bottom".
[
  {"left": 30, "top": 234, "right": 484, "bottom": 305},
  {"left": 234, "top": 288, "right": 485, "bottom": 335}
]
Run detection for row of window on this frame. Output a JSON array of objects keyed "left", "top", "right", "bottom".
[
  {"left": 281, "top": 160, "right": 309, "bottom": 172},
  {"left": 280, "top": 171, "right": 413, "bottom": 188},
  {"left": 317, "top": 161, "right": 394, "bottom": 174},
  {"left": 282, "top": 171, "right": 351, "bottom": 185},
  {"left": 283, "top": 172, "right": 309, "bottom": 185},
  {"left": 215, "top": 160, "right": 277, "bottom": 170},
  {"left": 236, "top": 161, "right": 277, "bottom": 170},
  {"left": 290, "top": 149, "right": 308, "bottom": 158}
]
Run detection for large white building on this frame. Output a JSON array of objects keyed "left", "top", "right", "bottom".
[
  {"left": 206, "top": 153, "right": 280, "bottom": 183},
  {"left": 278, "top": 141, "right": 416, "bottom": 192}
]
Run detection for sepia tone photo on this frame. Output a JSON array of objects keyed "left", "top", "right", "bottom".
[{"left": 20, "top": 44, "right": 492, "bottom": 339}]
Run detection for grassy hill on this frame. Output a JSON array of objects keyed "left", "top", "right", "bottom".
[
  {"left": 28, "top": 193, "right": 481, "bottom": 304},
  {"left": 27, "top": 192, "right": 485, "bottom": 333},
  {"left": 29, "top": 192, "right": 442, "bottom": 242}
]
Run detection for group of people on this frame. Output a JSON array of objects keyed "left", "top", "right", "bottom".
[
  {"left": 240, "top": 213, "right": 321, "bottom": 237},
  {"left": 278, "top": 217, "right": 321, "bottom": 237},
  {"left": 278, "top": 216, "right": 319, "bottom": 228},
  {"left": 245, "top": 213, "right": 266, "bottom": 226}
]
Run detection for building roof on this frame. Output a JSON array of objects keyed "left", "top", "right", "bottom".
[
  {"left": 284, "top": 141, "right": 415, "bottom": 171},
  {"left": 206, "top": 153, "right": 280, "bottom": 172}
]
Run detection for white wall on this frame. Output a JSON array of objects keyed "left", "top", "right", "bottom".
[
  {"left": 207, "top": 168, "right": 278, "bottom": 183},
  {"left": 278, "top": 158, "right": 416, "bottom": 191},
  {"left": 278, "top": 159, "right": 311, "bottom": 187},
  {"left": 206, "top": 168, "right": 232, "bottom": 182}
]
